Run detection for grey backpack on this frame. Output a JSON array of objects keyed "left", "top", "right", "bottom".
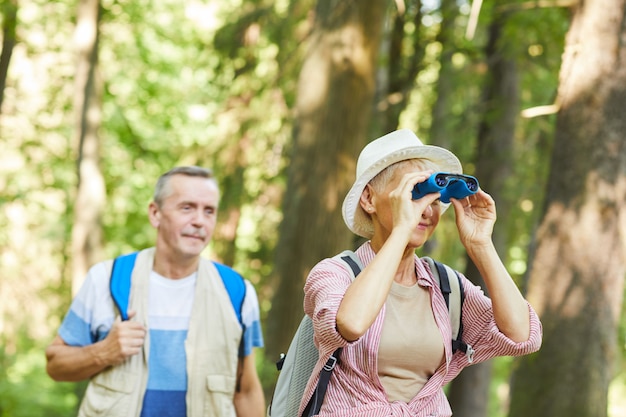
[{"left": 267, "top": 250, "right": 472, "bottom": 417}]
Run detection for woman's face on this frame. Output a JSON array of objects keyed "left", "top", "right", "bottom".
[{"left": 368, "top": 160, "right": 442, "bottom": 249}]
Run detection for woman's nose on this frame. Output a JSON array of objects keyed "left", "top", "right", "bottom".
[{"left": 422, "top": 204, "right": 433, "bottom": 218}]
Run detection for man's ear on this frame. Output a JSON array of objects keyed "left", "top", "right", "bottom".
[{"left": 148, "top": 202, "right": 160, "bottom": 228}]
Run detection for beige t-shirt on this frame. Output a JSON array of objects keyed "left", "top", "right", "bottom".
[{"left": 378, "top": 281, "right": 445, "bottom": 402}]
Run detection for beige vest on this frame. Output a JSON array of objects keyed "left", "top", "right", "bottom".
[{"left": 77, "top": 248, "right": 242, "bottom": 417}]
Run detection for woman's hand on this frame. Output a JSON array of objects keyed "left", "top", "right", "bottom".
[
  {"left": 388, "top": 170, "right": 440, "bottom": 235},
  {"left": 450, "top": 189, "right": 497, "bottom": 248},
  {"left": 451, "top": 190, "right": 532, "bottom": 342}
]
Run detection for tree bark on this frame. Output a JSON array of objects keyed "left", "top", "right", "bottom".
[
  {"left": 71, "top": 0, "right": 105, "bottom": 296},
  {"left": 447, "top": 10, "right": 519, "bottom": 417},
  {"left": 0, "top": 0, "right": 17, "bottom": 114},
  {"left": 380, "top": 0, "right": 424, "bottom": 134},
  {"left": 265, "top": 0, "right": 387, "bottom": 360},
  {"left": 429, "top": 0, "right": 459, "bottom": 151},
  {"left": 212, "top": 132, "right": 249, "bottom": 267},
  {"left": 509, "top": 1, "right": 626, "bottom": 416}
]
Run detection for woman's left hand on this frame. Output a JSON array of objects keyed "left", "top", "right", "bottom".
[{"left": 450, "top": 189, "right": 497, "bottom": 248}]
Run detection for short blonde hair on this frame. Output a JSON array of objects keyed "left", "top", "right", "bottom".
[{"left": 369, "top": 159, "right": 438, "bottom": 192}]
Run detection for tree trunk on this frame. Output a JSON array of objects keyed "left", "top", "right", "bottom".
[
  {"left": 370, "top": 0, "right": 425, "bottom": 136},
  {"left": 381, "top": 0, "right": 424, "bottom": 134},
  {"left": 447, "top": 11, "right": 519, "bottom": 417},
  {"left": 71, "top": 0, "right": 105, "bottom": 296},
  {"left": 429, "top": 0, "right": 459, "bottom": 151},
  {"left": 0, "top": 0, "right": 17, "bottom": 114},
  {"left": 265, "top": 0, "right": 387, "bottom": 360},
  {"left": 212, "top": 132, "right": 249, "bottom": 267},
  {"left": 509, "top": 1, "right": 626, "bottom": 416}
]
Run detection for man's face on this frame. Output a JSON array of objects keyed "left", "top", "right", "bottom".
[{"left": 149, "top": 175, "right": 219, "bottom": 260}]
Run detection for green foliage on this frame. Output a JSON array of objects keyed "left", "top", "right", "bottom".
[
  {"left": 0, "top": 330, "right": 79, "bottom": 417},
  {"left": 609, "top": 372, "right": 626, "bottom": 417},
  {"left": 0, "top": 353, "right": 77, "bottom": 417},
  {"left": 95, "top": 0, "right": 295, "bottom": 270}
]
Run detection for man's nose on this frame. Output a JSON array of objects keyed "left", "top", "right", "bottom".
[{"left": 191, "top": 209, "right": 206, "bottom": 224}]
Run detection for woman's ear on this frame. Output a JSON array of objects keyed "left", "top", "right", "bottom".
[{"left": 360, "top": 184, "right": 375, "bottom": 214}]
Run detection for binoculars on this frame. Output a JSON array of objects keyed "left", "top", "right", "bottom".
[{"left": 412, "top": 172, "right": 479, "bottom": 203}]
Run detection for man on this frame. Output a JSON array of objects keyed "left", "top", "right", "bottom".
[{"left": 46, "top": 166, "right": 265, "bottom": 417}]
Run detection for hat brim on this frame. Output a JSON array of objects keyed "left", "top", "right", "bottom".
[{"left": 342, "top": 145, "right": 462, "bottom": 238}]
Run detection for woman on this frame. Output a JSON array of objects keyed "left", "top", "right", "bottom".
[{"left": 300, "top": 129, "right": 542, "bottom": 417}]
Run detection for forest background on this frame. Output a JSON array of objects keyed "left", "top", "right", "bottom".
[{"left": 1, "top": 0, "right": 625, "bottom": 416}]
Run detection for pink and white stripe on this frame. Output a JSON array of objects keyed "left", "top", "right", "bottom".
[{"left": 301, "top": 242, "right": 542, "bottom": 417}]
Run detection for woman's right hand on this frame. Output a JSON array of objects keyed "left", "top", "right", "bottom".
[{"left": 388, "top": 170, "right": 440, "bottom": 237}]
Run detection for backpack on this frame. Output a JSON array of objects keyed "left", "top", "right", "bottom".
[
  {"left": 109, "top": 252, "right": 247, "bottom": 330},
  {"left": 267, "top": 250, "right": 472, "bottom": 417}
]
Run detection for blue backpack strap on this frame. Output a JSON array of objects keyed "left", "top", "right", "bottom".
[
  {"left": 213, "top": 262, "right": 247, "bottom": 358},
  {"left": 212, "top": 262, "right": 246, "bottom": 327},
  {"left": 110, "top": 252, "right": 139, "bottom": 321},
  {"left": 110, "top": 255, "right": 247, "bottom": 330}
]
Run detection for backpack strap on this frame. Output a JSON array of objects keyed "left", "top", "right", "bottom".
[
  {"left": 110, "top": 252, "right": 139, "bottom": 321},
  {"left": 422, "top": 257, "right": 473, "bottom": 362},
  {"left": 212, "top": 262, "right": 248, "bottom": 357},
  {"left": 337, "top": 250, "right": 364, "bottom": 278},
  {"left": 302, "top": 250, "right": 363, "bottom": 417},
  {"left": 109, "top": 254, "right": 247, "bottom": 332},
  {"left": 212, "top": 262, "right": 247, "bottom": 326}
]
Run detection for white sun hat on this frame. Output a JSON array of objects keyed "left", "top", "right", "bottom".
[{"left": 342, "top": 129, "right": 463, "bottom": 238}]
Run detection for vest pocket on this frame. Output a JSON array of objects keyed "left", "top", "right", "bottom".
[
  {"left": 205, "top": 374, "right": 236, "bottom": 416},
  {"left": 79, "top": 368, "right": 137, "bottom": 416}
]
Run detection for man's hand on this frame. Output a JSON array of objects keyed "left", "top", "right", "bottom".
[
  {"left": 101, "top": 310, "right": 147, "bottom": 366},
  {"left": 45, "top": 310, "right": 146, "bottom": 382}
]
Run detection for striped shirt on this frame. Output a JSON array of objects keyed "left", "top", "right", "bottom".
[
  {"left": 140, "top": 271, "right": 196, "bottom": 416},
  {"left": 301, "top": 242, "right": 542, "bottom": 417}
]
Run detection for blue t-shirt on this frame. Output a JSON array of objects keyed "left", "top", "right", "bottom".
[
  {"left": 59, "top": 261, "right": 264, "bottom": 417},
  {"left": 140, "top": 271, "right": 194, "bottom": 417}
]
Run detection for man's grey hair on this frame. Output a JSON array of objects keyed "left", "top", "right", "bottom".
[{"left": 153, "top": 166, "right": 218, "bottom": 207}]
